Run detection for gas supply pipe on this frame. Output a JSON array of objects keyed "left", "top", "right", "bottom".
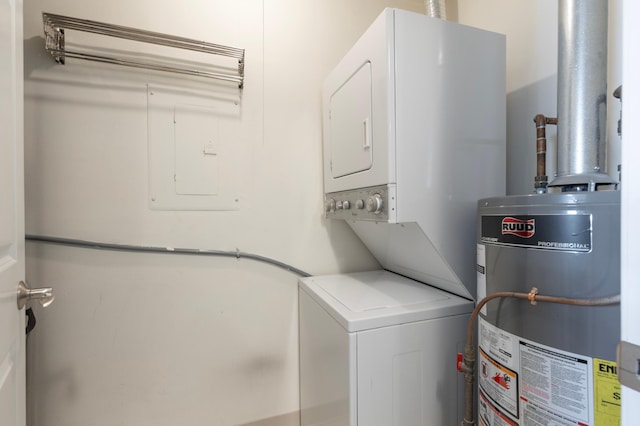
[{"left": 533, "top": 114, "right": 557, "bottom": 193}]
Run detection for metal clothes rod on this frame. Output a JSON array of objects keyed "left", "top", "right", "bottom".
[{"left": 43, "top": 12, "right": 245, "bottom": 88}]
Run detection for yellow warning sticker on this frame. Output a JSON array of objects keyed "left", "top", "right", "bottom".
[{"left": 593, "top": 358, "right": 621, "bottom": 425}]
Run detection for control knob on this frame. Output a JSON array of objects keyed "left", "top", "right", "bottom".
[
  {"left": 366, "top": 194, "right": 384, "bottom": 214},
  {"left": 325, "top": 198, "right": 336, "bottom": 213}
]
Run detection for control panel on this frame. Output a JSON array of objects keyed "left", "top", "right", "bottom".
[{"left": 324, "top": 185, "right": 394, "bottom": 221}]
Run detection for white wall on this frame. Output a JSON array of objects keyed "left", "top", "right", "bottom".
[{"left": 23, "top": 1, "right": 425, "bottom": 425}]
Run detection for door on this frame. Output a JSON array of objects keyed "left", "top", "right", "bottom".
[
  {"left": 329, "top": 61, "right": 373, "bottom": 179},
  {"left": 0, "top": 0, "right": 25, "bottom": 425}
]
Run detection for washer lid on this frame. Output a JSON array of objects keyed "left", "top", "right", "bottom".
[{"left": 299, "top": 270, "right": 473, "bottom": 332}]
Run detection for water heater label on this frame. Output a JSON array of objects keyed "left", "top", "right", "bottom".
[
  {"left": 481, "top": 214, "right": 592, "bottom": 252},
  {"left": 478, "top": 318, "right": 596, "bottom": 426},
  {"left": 477, "top": 244, "right": 488, "bottom": 316},
  {"left": 479, "top": 347, "right": 520, "bottom": 419},
  {"left": 593, "top": 359, "right": 621, "bottom": 425}
]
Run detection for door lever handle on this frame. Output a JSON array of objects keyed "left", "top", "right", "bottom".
[{"left": 17, "top": 281, "right": 55, "bottom": 310}]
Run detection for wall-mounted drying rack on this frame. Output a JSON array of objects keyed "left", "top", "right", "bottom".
[{"left": 43, "top": 12, "right": 245, "bottom": 88}]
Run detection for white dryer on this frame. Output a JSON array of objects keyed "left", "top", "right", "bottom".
[
  {"left": 321, "top": 8, "right": 505, "bottom": 299},
  {"left": 299, "top": 271, "right": 472, "bottom": 425}
]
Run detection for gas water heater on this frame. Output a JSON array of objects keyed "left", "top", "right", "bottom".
[{"left": 475, "top": 1, "right": 621, "bottom": 425}]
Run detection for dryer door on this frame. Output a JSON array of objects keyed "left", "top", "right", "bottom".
[{"left": 329, "top": 61, "right": 373, "bottom": 179}]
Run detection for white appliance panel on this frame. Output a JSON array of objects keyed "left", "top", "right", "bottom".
[
  {"left": 299, "top": 290, "right": 356, "bottom": 426},
  {"left": 300, "top": 270, "right": 472, "bottom": 332},
  {"left": 348, "top": 222, "right": 466, "bottom": 298},
  {"left": 315, "top": 270, "right": 447, "bottom": 312},
  {"left": 299, "top": 271, "right": 472, "bottom": 426},
  {"left": 356, "top": 314, "right": 469, "bottom": 426},
  {"left": 329, "top": 62, "right": 373, "bottom": 179},
  {"left": 322, "top": 10, "right": 394, "bottom": 192}
]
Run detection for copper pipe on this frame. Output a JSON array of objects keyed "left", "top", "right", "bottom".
[
  {"left": 533, "top": 114, "right": 557, "bottom": 193},
  {"left": 459, "top": 289, "right": 620, "bottom": 426}
]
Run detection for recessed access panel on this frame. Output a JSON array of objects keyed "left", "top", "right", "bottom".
[
  {"left": 329, "top": 62, "right": 373, "bottom": 179},
  {"left": 147, "top": 85, "right": 241, "bottom": 211}
]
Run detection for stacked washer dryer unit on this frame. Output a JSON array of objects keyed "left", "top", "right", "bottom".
[
  {"left": 299, "top": 8, "right": 505, "bottom": 426},
  {"left": 477, "top": 1, "right": 621, "bottom": 425}
]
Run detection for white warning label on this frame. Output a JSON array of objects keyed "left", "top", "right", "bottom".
[
  {"left": 480, "top": 317, "right": 516, "bottom": 370},
  {"left": 520, "top": 341, "right": 591, "bottom": 425},
  {"left": 478, "top": 318, "right": 595, "bottom": 426},
  {"left": 479, "top": 347, "right": 519, "bottom": 418},
  {"left": 479, "top": 389, "right": 517, "bottom": 426}
]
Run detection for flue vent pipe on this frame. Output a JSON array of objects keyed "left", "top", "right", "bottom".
[
  {"left": 551, "top": 0, "right": 616, "bottom": 190},
  {"left": 424, "top": 0, "right": 446, "bottom": 19}
]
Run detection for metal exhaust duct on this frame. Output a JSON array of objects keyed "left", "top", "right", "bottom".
[
  {"left": 551, "top": 0, "right": 616, "bottom": 190},
  {"left": 424, "top": 0, "right": 446, "bottom": 19}
]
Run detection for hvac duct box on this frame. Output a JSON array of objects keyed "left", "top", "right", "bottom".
[{"left": 322, "top": 8, "right": 506, "bottom": 300}]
